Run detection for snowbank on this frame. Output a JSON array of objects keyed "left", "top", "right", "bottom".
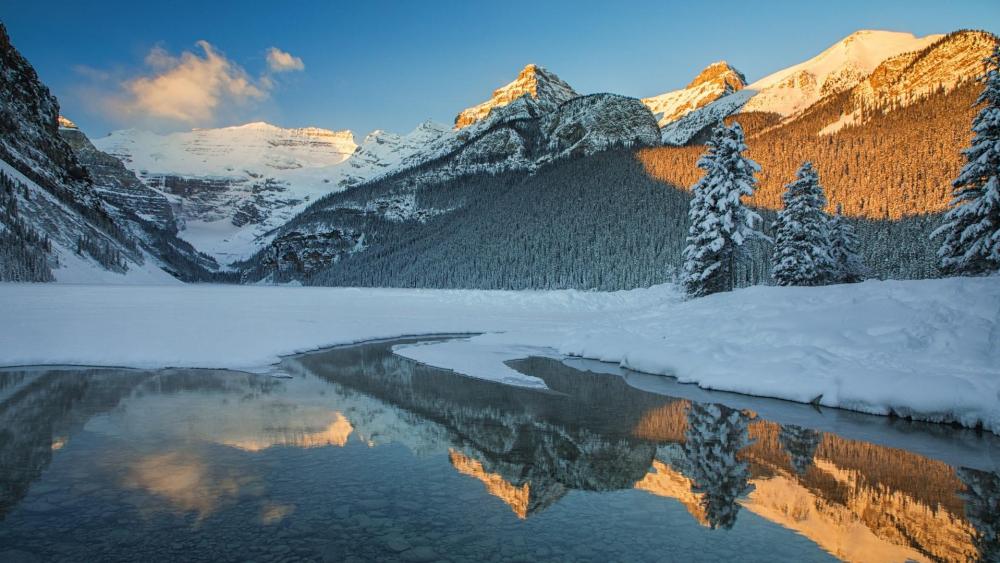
[
  {"left": 557, "top": 277, "right": 1000, "bottom": 433},
  {"left": 0, "top": 277, "right": 997, "bottom": 433}
]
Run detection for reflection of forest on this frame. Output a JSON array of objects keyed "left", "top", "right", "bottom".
[
  {"left": 292, "top": 348, "right": 996, "bottom": 562},
  {"left": 2, "top": 342, "right": 998, "bottom": 562}
]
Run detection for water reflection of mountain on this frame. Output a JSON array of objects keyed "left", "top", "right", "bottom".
[{"left": 289, "top": 345, "right": 997, "bottom": 562}]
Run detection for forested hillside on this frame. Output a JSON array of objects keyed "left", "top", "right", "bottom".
[
  {"left": 240, "top": 150, "right": 939, "bottom": 289},
  {"left": 637, "top": 80, "right": 978, "bottom": 219}
]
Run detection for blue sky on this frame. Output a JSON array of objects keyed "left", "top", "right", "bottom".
[{"left": 5, "top": 0, "right": 998, "bottom": 138}]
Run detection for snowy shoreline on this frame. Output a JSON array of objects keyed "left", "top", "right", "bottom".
[{"left": 1, "top": 277, "right": 998, "bottom": 433}]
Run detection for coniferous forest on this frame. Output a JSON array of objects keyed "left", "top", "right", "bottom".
[{"left": 243, "top": 148, "right": 942, "bottom": 290}]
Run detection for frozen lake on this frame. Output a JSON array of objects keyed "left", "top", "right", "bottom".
[{"left": 0, "top": 338, "right": 997, "bottom": 562}]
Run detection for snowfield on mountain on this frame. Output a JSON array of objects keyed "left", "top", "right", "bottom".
[{"left": 2, "top": 276, "right": 998, "bottom": 434}]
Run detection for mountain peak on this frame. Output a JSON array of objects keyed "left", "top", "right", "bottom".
[
  {"left": 454, "top": 63, "right": 578, "bottom": 129},
  {"left": 743, "top": 29, "right": 944, "bottom": 115},
  {"left": 641, "top": 61, "right": 747, "bottom": 128},
  {"left": 686, "top": 61, "right": 746, "bottom": 92}
]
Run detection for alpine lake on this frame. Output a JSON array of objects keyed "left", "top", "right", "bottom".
[{"left": 0, "top": 338, "right": 997, "bottom": 562}]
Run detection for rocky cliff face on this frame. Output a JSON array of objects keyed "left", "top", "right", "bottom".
[
  {"left": 0, "top": 25, "right": 86, "bottom": 191},
  {"left": 57, "top": 118, "right": 175, "bottom": 231},
  {"left": 542, "top": 94, "right": 661, "bottom": 160},
  {"left": 642, "top": 61, "right": 746, "bottom": 127},
  {"left": 0, "top": 23, "right": 218, "bottom": 282},
  {"left": 454, "top": 64, "right": 578, "bottom": 129}
]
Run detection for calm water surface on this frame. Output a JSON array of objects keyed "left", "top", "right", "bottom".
[{"left": 0, "top": 338, "right": 998, "bottom": 562}]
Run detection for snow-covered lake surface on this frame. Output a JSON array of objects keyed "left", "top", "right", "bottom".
[
  {"left": 1, "top": 276, "right": 998, "bottom": 434},
  {"left": 0, "top": 339, "right": 996, "bottom": 562}
]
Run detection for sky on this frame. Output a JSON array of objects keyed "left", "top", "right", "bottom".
[{"left": 5, "top": 0, "right": 998, "bottom": 139}]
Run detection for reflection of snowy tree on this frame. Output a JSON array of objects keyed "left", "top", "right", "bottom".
[
  {"left": 778, "top": 424, "right": 821, "bottom": 475},
  {"left": 958, "top": 467, "right": 1000, "bottom": 562},
  {"left": 681, "top": 402, "right": 754, "bottom": 529}
]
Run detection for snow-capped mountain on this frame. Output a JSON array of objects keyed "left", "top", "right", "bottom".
[
  {"left": 454, "top": 64, "right": 578, "bottom": 128},
  {"left": 332, "top": 120, "right": 450, "bottom": 185},
  {"left": 658, "top": 29, "right": 960, "bottom": 145},
  {"left": 741, "top": 29, "right": 943, "bottom": 116},
  {"left": 93, "top": 120, "right": 449, "bottom": 263},
  {"left": 642, "top": 62, "right": 746, "bottom": 127},
  {"left": 819, "top": 30, "right": 998, "bottom": 134},
  {"left": 96, "top": 122, "right": 357, "bottom": 176}
]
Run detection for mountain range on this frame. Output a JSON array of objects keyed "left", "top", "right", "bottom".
[{"left": 0, "top": 23, "right": 995, "bottom": 286}]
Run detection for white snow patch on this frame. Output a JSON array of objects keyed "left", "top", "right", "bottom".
[{"left": 393, "top": 338, "right": 551, "bottom": 388}]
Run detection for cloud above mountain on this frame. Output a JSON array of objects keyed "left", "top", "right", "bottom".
[
  {"left": 79, "top": 41, "right": 304, "bottom": 130},
  {"left": 266, "top": 47, "right": 305, "bottom": 72}
]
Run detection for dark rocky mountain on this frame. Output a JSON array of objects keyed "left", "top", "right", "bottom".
[{"left": 0, "top": 23, "right": 219, "bottom": 282}]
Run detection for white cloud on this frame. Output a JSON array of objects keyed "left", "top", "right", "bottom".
[
  {"left": 109, "top": 41, "right": 267, "bottom": 125},
  {"left": 76, "top": 41, "right": 306, "bottom": 130},
  {"left": 266, "top": 47, "right": 305, "bottom": 73}
]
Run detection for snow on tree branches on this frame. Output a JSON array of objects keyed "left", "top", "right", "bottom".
[
  {"left": 933, "top": 45, "right": 1000, "bottom": 275},
  {"left": 681, "top": 122, "right": 763, "bottom": 297},
  {"left": 771, "top": 162, "right": 835, "bottom": 286}
]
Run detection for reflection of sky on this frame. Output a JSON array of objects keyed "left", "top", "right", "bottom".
[{"left": 124, "top": 450, "right": 250, "bottom": 520}]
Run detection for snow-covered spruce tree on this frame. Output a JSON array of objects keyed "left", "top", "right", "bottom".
[
  {"left": 680, "top": 402, "right": 754, "bottom": 530},
  {"left": 681, "top": 122, "right": 763, "bottom": 297},
  {"left": 778, "top": 424, "right": 822, "bottom": 475},
  {"left": 932, "top": 46, "right": 1000, "bottom": 275},
  {"left": 771, "top": 162, "right": 835, "bottom": 286},
  {"left": 828, "top": 204, "right": 864, "bottom": 283}
]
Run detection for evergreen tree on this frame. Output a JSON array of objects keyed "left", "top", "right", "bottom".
[
  {"left": 771, "top": 162, "right": 834, "bottom": 286},
  {"left": 681, "top": 122, "right": 763, "bottom": 297},
  {"left": 681, "top": 402, "right": 754, "bottom": 529},
  {"left": 778, "top": 424, "right": 822, "bottom": 475},
  {"left": 828, "top": 204, "right": 865, "bottom": 283},
  {"left": 933, "top": 46, "right": 1000, "bottom": 275}
]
